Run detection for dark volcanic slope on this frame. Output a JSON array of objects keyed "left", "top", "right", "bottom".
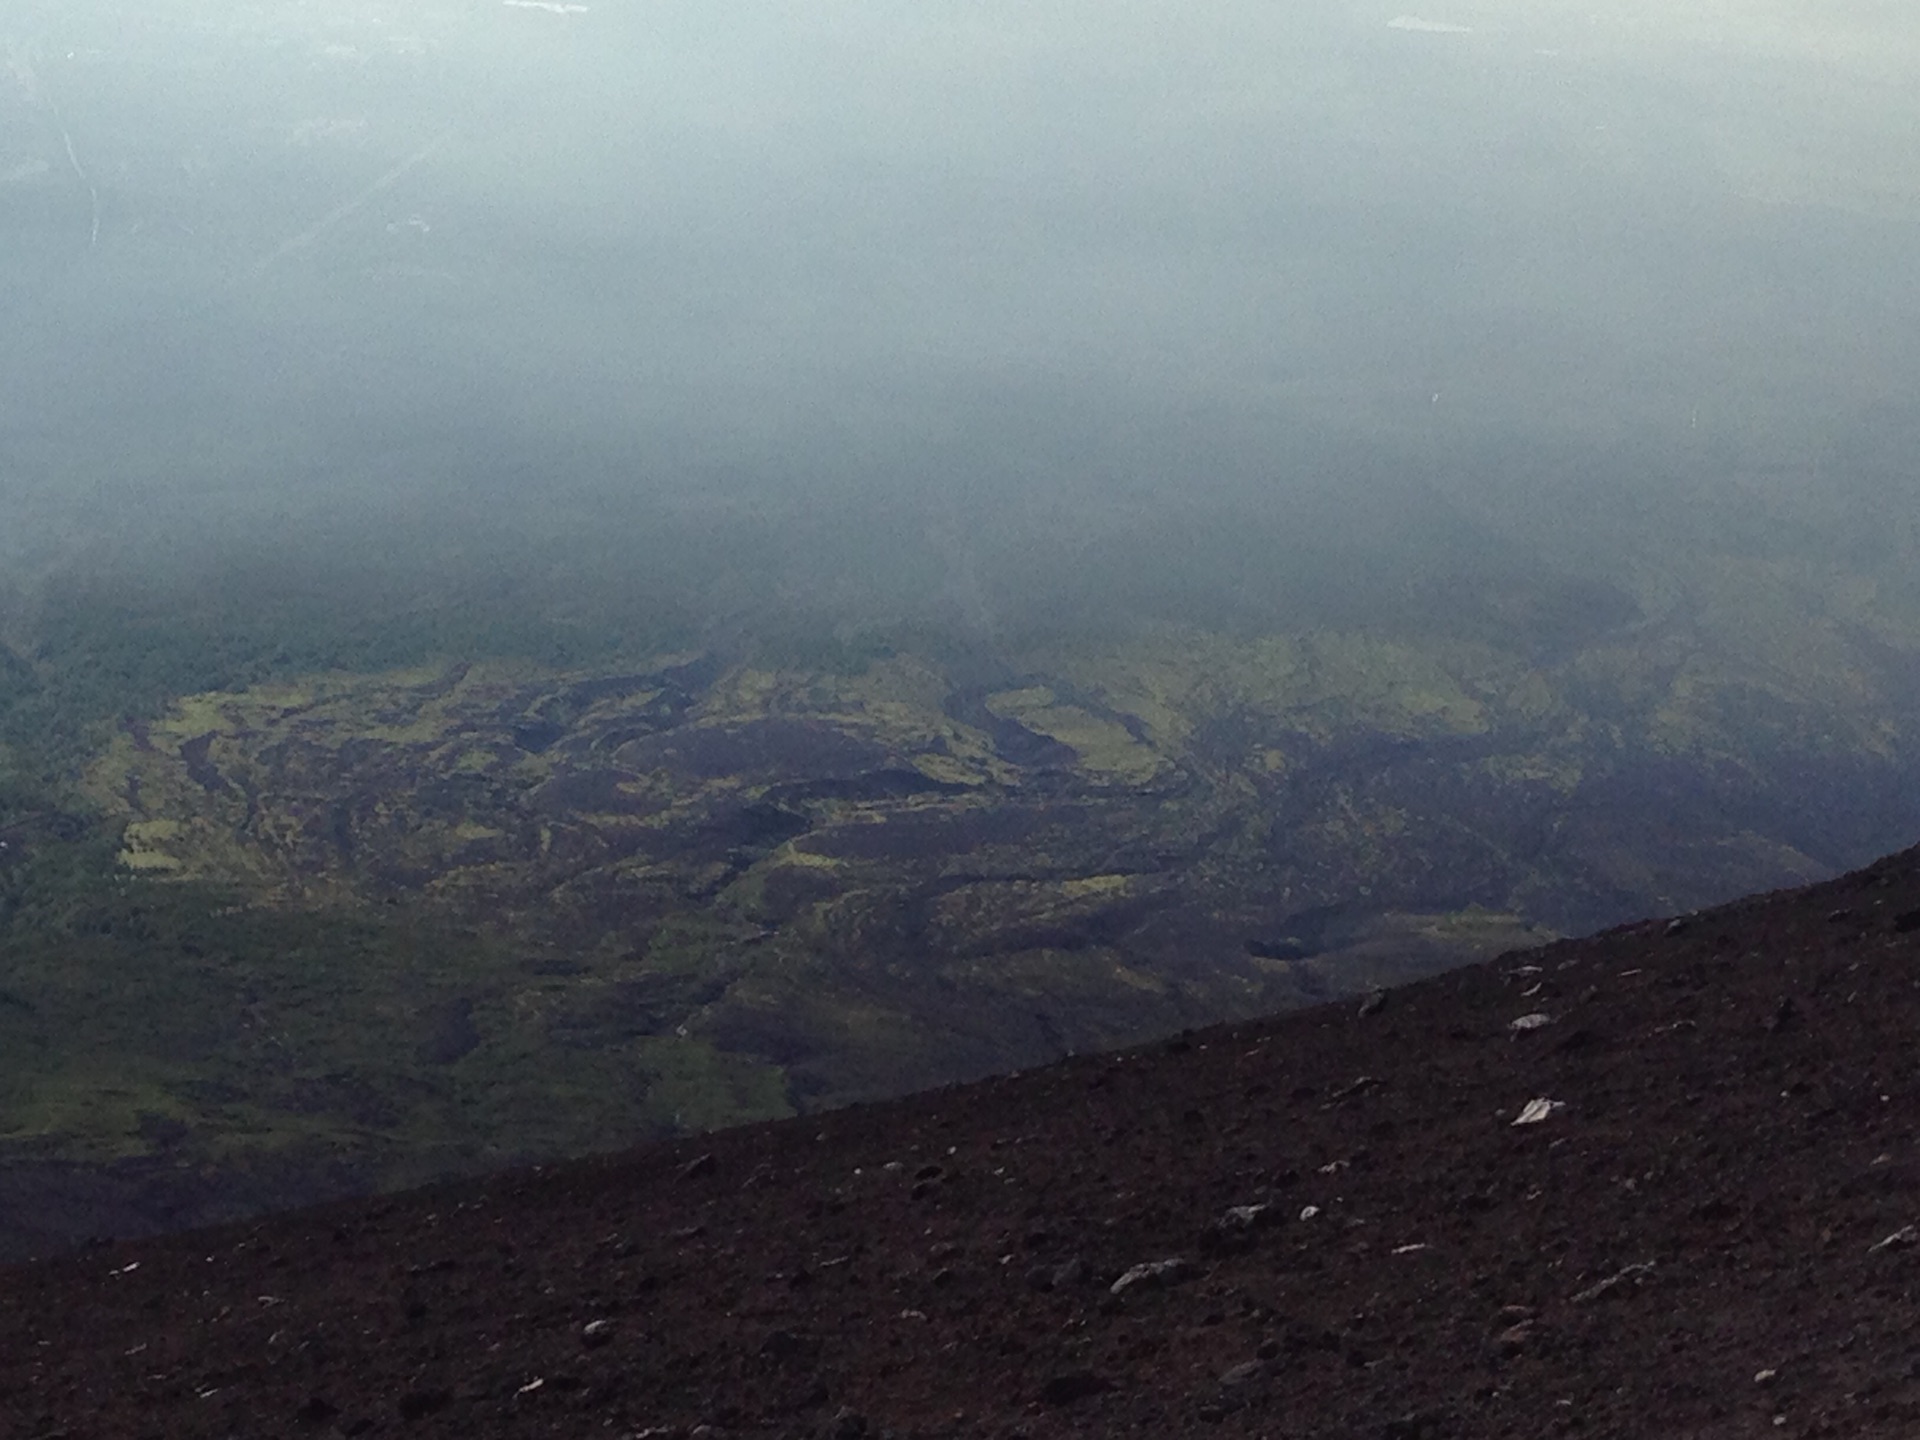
[{"left": 8, "top": 848, "right": 1920, "bottom": 1439}]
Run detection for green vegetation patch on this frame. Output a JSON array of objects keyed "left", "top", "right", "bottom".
[{"left": 3, "top": 540, "right": 1920, "bottom": 1227}]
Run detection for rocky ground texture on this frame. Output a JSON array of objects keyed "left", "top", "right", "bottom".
[{"left": 6, "top": 845, "right": 1920, "bottom": 1439}]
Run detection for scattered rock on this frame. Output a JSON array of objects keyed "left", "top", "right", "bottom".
[
  {"left": 1572, "top": 1261, "right": 1655, "bottom": 1303},
  {"left": 679, "top": 1154, "right": 717, "bottom": 1181},
  {"left": 1219, "top": 1360, "right": 1265, "bottom": 1386},
  {"left": 1358, "top": 990, "right": 1389, "bottom": 1018},
  {"left": 1109, "top": 1258, "right": 1192, "bottom": 1296},
  {"left": 581, "top": 1319, "right": 615, "bottom": 1349},
  {"left": 1508, "top": 1013, "right": 1552, "bottom": 1033},
  {"left": 1511, "top": 1098, "right": 1566, "bottom": 1126},
  {"left": 1202, "top": 1202, "right": 1277, "bottom": 1253},
  {"left": 1221, "top": 1202, "right": 1273, "bottom": 1229},
  {"left": 1494, "top": 1321, "right": 1535, "bottom": 1355},
  {"left": 1869, "top": 1225, "right": 1917, "bottom": 1254}
]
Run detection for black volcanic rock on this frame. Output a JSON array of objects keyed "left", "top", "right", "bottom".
[{"left": 7, "top": 845, "right": 1920, "bottom": 1436}]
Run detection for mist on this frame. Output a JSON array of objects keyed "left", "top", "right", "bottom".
[
  {"left": 13, "top": 1, "right": 1920, "bottom": 1253},
  {"left": 3, "top": 0, "right": 1919, "bottom": 631}
]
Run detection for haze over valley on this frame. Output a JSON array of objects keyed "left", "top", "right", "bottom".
[{"left": 1, "top": 0, "right": 1917, "bottom": 1249}]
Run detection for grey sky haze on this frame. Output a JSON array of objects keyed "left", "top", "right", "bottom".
[{"left": 2, "top": 1, "right": 1917, "bottom": 602}]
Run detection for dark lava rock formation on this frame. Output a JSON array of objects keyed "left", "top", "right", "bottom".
[{"left": 7, "top": 845, "right": 1920, "bottom": 1438}]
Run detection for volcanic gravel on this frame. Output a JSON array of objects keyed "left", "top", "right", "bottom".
[{"left": 7, "top": 846, "right": 1920, "bottom": 1439}]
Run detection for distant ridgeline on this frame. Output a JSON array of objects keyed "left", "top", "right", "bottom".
[{"left": 1, "top": 525, "right": 1919, "bottom": 1255}]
